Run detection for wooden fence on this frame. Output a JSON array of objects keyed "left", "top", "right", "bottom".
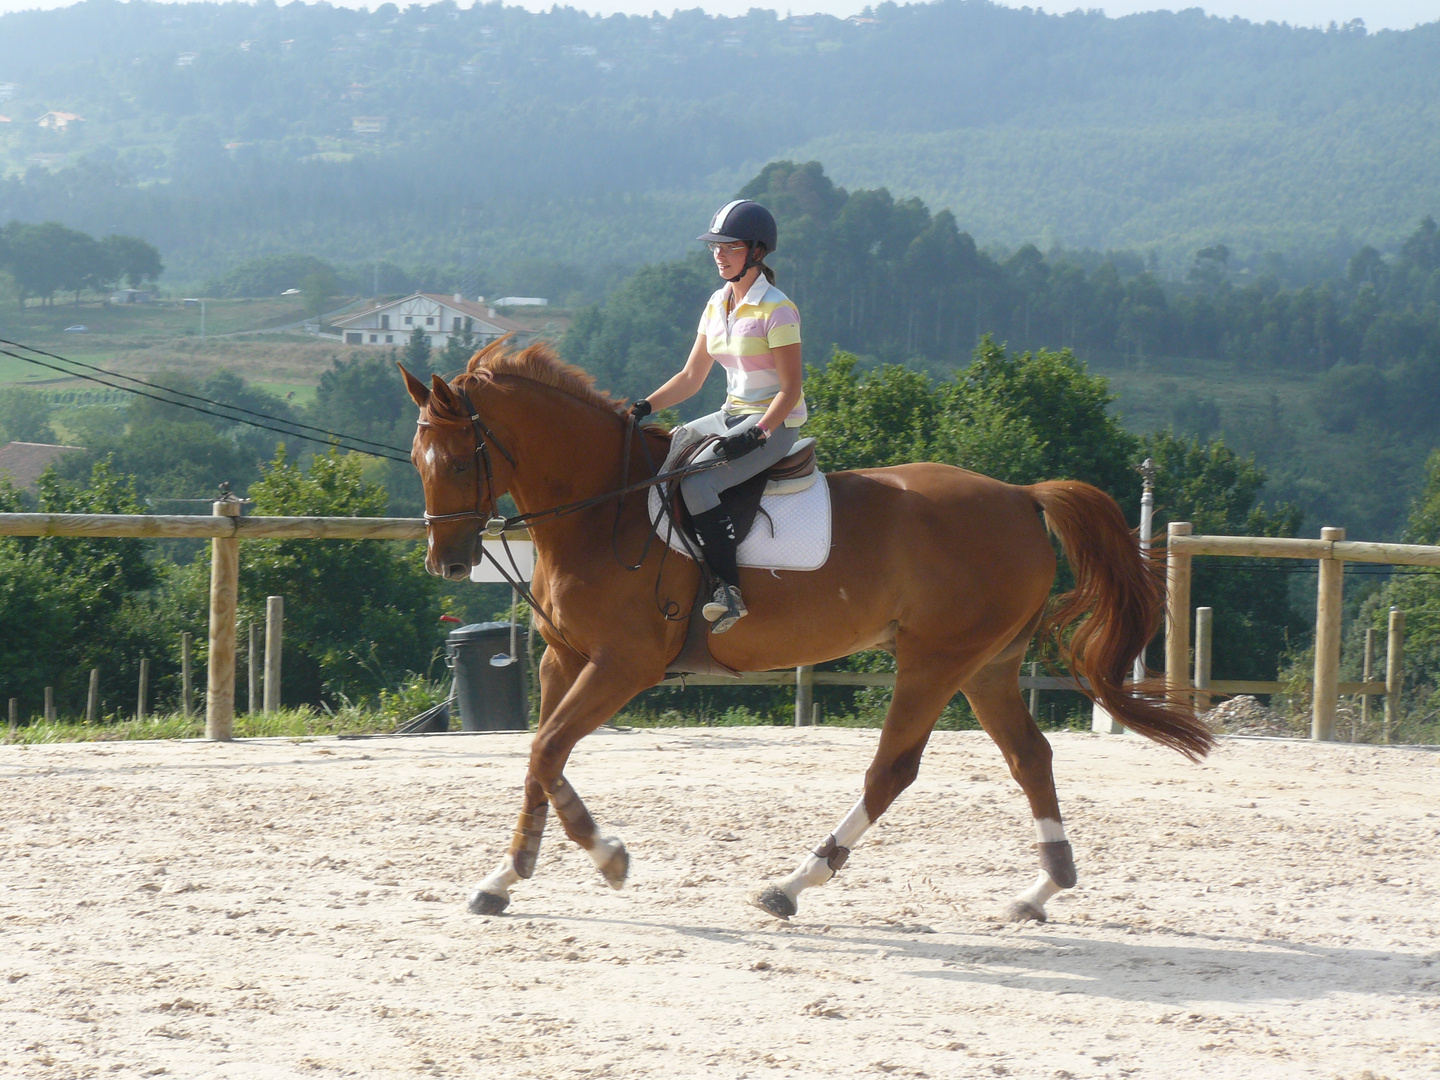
[{"left": 3, "top": 507, "right": 1438, "bottom": 740}]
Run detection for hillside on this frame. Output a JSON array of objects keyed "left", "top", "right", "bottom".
[{"left": 0, "top": 1, "right": 1437, "bottom": 286}]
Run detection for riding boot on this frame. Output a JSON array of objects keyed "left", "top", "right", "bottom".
[{"left": 691, "top": 505, "right": 748, "bottom": 634}]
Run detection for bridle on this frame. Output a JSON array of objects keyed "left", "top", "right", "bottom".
[{"left": 420, "top": 390, "right": 516, "bottom": 533}]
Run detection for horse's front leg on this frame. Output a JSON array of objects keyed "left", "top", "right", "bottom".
[
  {"left": 468, "top": 644, "right": 581, "bottom": 915},
  {"left": 468, "top": 651, "right": 645, "bottom": 916}
]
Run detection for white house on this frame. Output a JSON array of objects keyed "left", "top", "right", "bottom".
[{"left": 331, "top": 293, "right": 529, "bottom": 349}]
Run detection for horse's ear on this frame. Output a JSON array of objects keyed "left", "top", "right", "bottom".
[
  {"left": 398, "top": 364, "right": 429, "bottom": 409},
  {"left": 430, "top": 373, "right": 462, "bottom": 413}
]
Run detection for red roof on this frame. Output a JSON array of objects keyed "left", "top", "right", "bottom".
[{"left": 0, "top": 441, "right": 85, "bottom": 491}]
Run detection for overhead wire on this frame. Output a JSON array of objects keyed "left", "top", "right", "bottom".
[{"left": 0, "top": 338, "right": 414, "bottom": 464}]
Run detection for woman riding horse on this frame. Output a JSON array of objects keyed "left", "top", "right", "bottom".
[{"left": 630, "top": 199, "right": 804, "bottom": 634}]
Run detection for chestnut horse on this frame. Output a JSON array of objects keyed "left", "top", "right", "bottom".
[{"left": 401, "top": 340, "right": 1212, "bottom": 923}]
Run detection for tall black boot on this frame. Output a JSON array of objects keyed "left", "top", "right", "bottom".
[{"left": 691, "top": 505, "right": 748, "bottom": 634}]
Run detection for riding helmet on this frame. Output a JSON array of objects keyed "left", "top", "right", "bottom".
[{"left": 697, "top": 200, "right": 778, "bottom": 254}]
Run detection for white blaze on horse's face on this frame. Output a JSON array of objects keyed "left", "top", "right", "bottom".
[{"left": 413, "top": 417, "right": 481, "bottom": 579}]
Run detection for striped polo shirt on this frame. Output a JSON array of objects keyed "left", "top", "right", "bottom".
[{"left": 698, "top": 277, "right": 807, "bottom": 426}]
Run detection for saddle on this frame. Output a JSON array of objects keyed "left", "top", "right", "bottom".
[
  {"left": 658, "top": 434, "right": 818, "bottom": 680},
  {"left": 662, "top": 436, "right": 818, "bottom": 548}
]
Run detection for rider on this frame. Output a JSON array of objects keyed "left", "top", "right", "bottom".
[{"left": 629, "top": 199, "right": 806, "bottom": 634}]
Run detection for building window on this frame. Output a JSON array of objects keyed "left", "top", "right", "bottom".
[
  {"left": 453, "top": 317, "right": 462, "bottom": 331},
  {"left": 345, "top": 332, "right": 362, "bottom": 344},
  {"left": 385, "top": 334, "right": 393, "bottom": 344},
  {"left": 380, "top": 315, "right": 389, "bottom": 329},
  {"left": 426, "top": 316, "right": 435, "bottom": 326},
  {"left": 404, "top": 316, "right": 413, "bottom": 326},
  {"left": 369, "top": 334, "right": 378, "bottom": 343}
]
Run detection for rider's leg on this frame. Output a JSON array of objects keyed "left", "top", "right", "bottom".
[{"left": 680, "top": 415, "right": 797, "bottom": 633}]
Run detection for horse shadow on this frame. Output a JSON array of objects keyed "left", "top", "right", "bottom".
[{"left": 527, "top": 910, "right": 1436, "bottom": 1007}]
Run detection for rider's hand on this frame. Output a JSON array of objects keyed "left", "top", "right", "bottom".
[
  {"left": 717, "top": 425, "right": 766, "bottom": 461},
  {"left": 629, "top": 399, "right": 652, "bottom": 421}
]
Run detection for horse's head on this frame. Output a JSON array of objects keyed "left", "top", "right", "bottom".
[{"left": 401, "top": 363, "right": 514, "bottom": 580}]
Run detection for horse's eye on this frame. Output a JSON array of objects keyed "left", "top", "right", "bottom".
[{"left": 452, "top": 460, "right": 469, "bottom": 474}]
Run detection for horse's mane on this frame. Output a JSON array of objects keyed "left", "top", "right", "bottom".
[{"left": 435, "top": 336, "right": 624, "bottom": 418}]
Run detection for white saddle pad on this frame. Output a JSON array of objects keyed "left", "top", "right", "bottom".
[{"left": 648, "top": 474, "right": 833, "bottom": 572}]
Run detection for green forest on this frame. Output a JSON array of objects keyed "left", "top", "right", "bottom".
[{"left": 0, "top": 1, "right": 1438, "bottom": 283}]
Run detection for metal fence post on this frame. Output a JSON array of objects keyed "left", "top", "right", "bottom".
[
  {"left": 1359, "top": 626, "right": 1375, "bottom": 739},
  {"left": 1312, "top": 527, "right": 1345, "bottom": 741},
  {"left": 181, "top": 632, "right": 193, "bottom": 719},
  {"left": 1193, "top": 607, "right": 1213, "bottom": 713},
  {"left": 795, "top": 665, "right": 814, "bottom": 727},
  {"left": 264, "top": 595, "right": 284, "bottom": 714},
  {"left": 137, "top": 658, "right": 149, "bottom": 720}
]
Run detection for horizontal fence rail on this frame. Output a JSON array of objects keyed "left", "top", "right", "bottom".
[{"left": 4, "top": 511, "right": 1437, "bottom": 740}]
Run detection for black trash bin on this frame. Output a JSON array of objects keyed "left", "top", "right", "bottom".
[{"left": 447, "top": 622, "right": 528, "bottom": 731}]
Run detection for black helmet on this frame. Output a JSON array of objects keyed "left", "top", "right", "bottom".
[{"left": 697, "top": 200, "right": 778, "bottom": 255}]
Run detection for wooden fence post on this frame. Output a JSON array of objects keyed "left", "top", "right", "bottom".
[
  {"left": 181, "top": 633, "right": 193, "bottom": 719},
  {"left": 1384, "top": 607, "right": 1404, "bottom": 743},
  {"left": 1359, "top": 627, "right": 1375, "bottom": 739},
  {"left": 795, "top": 665, "right": 814, "bottom": 727},
  {"left": 87, "top": 668, "right": 99, "bottom": 724},
  {"left": 1312, "top": 526, "right": 1345, "bottom": 741},
  {"left": 1165, "top": 522, "right": 1193, "bottom": 707},
  {"left": 44, "top": 686, "right": 54, "bottom": 724},
  {"left": 206, "top": 499, "right": 242, "bottom": 741},
  {"left": 264, "top": 595, "right": 283, "bottom": 714},
  {"left": 1028, "top": 661, "right": 1040, "bottom": 721},
  {"left": 7, "top": 698, "right": 15, "bottom": 736},
  {"left": 137, "top": 658, "right": 149, "bottom": 720},
  {"left": 1193, "top": 607, "right": 1213, "bottom": 713}
]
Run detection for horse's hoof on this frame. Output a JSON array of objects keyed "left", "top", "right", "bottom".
[
  {"left": 467, "top": 888, "right": 510, "bottom": 916},
  {"left": 751, "top": 885, "right": 797, "bottom": 921},
  {"left": 1004, "top": 900, "right": 1047, "bottom": 923},
  {"left": 598, "top": 842, "right": 629, "bottom": 890}
]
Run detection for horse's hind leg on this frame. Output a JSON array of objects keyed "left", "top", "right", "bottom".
[
  {"left": 960, "top": 655, "right": 1076, "bottom": 923},
  {"left": 753, "top": 658, "right": 959, "bottom": 921}
]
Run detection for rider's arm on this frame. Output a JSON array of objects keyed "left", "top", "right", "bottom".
[
  {"left": 754, "top": 342, "right": 802, "bottom": 436},
  {"left": 643, "top": 334, "right": 714, "bottom": 412}
]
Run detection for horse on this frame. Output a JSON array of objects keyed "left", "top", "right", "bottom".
[{"left": 400, "top": 338, "right": 1213, "bottom": 924}]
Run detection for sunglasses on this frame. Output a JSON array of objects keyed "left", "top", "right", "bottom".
[{"left": 706, "top": 241, "right": 749, "bottom": 255}]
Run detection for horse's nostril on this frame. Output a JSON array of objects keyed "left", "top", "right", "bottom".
[{"left": 445, "top": 563, "right": 470, "bottom": 580}]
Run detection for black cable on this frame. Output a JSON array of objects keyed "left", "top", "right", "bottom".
[
  {"left": 0, "top": 337, "right": 413, "bottom": 459},
  {"left": 0, "top": 345, "right": 413, "bottom": 464}
]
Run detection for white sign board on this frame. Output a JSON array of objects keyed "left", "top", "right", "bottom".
[{"left": 469, "top": 539, "right": 535, "bottom": 584}]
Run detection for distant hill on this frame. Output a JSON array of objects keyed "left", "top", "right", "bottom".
[{"left": 0, "top": 0, "right": 1436, "bottom": 285}]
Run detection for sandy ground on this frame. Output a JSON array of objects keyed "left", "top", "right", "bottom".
[{"left": 0, "top": 727, "right": 1436, "bottom": 1080}]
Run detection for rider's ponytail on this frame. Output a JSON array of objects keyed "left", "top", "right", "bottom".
[{"left": 753, "top": 244, "right": 776, "bottom": 285}]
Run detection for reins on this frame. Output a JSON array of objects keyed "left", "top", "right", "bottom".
[{"left": 421, "top": 385, "right": 725, "bottom": 656}]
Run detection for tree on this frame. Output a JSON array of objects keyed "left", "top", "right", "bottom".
[
  {"left": 0, "top": 388, "right": 56, "bottom": 444},
  {"left": 0, "top": 460, "right": 177, "bottom": 715},
  {"left": 100, "top": 234, "right": 163, "bottom": 289},
  {"left": 439, "top": 318, "right": 477, "bottom": 374},
  {"left": 404, "top": 324, "right": 432, "bottom": 372},
  {"left": 226, "top": 448, "right": 444, "bottom": 704},
  {"left": 301, "top": 266, "right": 340, "bottom": 317}
]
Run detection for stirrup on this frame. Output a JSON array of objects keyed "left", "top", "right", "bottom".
[{"left": 703, "top": 583, "right": 747, "bottom": 634}]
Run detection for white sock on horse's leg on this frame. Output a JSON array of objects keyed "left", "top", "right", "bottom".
[
  {"left": 1035, "top": 817, "right": 1066, "bottom": 843},
  {"left": 777, "top": 799, "right": 872, "bottom": 903},
  {"left": 478, "top": 854, "right": 522, "bottom": 896},
  {"left": 1006, "top": 817, "right": 1075, "bottom": 922}
]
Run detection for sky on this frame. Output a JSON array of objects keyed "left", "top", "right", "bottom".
[{"left": 0, "top": 0, "right": 1435, "bottom": 29}]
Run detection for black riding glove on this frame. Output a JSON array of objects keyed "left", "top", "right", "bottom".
[
  {"left": 717, "top": 425, "right": 766, "bottom": 461},
  {"left": 629, "top": 399, "right": 652, "bottom": 421}
]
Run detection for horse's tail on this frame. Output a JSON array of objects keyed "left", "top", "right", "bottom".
[{"left": 1027, "top": 480, "right": 1215, "bottom": 761}]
